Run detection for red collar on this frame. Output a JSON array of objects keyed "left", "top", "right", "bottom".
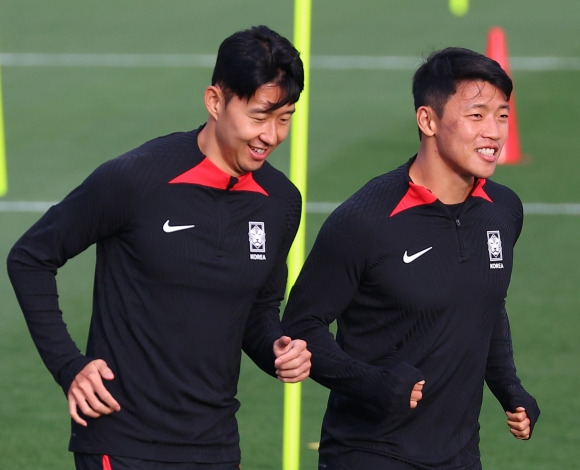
[
  {"left": 169, "top": 157, "right": 268, "bottom": 196},
  {"left": 471, "top": 178, "right": 492, "bottom": 202},
  {"left": 390, "top": 179, "right": 492, "bottom": 217}
]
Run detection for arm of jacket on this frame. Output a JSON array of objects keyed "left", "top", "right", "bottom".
[
  {"left": 6, "top": 157, "right": 135, "bottom": 395},
  {"left": 242, "top": 191, "right": 302, "bottom": 377},
  {"left": 282, "top": 217, "right": 423, "bottom": 414},
  {"left": 485, "top": 304, "right": 541, "bottom": 436}
]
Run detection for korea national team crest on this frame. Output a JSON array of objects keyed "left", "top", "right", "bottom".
[
  {"left": 487, "top": 230, "right": 504, "bottom": 269},
  {"left": 249, "top": 221, "right": 266, "bottom": 260}
]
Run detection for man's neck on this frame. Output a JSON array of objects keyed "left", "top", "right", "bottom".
[
  {"left": 197, "top": 122, "right": 239, "bottom": 177},
  {"left": 409, "top": 151, "right": 475, "bottom": 204}
]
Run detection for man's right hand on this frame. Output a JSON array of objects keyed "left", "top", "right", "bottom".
[
  {"left": 410, "top": 380, "right": 425, "bottom": 409},
  {"left": 67, "top": 359, "right": 121, "bottom": 426}
]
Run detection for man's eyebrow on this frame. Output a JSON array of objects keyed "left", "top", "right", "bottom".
[
  {"left": 250, "top": 103, "right": 296, "bottom": 114},
  {"left": 468, "top": 103, "right": 510, "bottom": 111}
]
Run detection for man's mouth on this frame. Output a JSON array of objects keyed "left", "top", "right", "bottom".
[
  {"left": 250, "top": 146, "right": 266, "bottom": 155},
  {"left": 476, "top": 147, "right": 501, "bottom": 162},
  {"left": 476, "top": 147, "right": 496, "bottom": 157}
]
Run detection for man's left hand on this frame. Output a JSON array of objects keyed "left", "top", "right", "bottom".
[
  {"left": 273, "top": 336, "right": 311, "bottom": 382},
  {"left": 506, "top": 407, "right": 531, "bottom": 440}
]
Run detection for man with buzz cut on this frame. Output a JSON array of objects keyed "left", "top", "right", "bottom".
[
  {"left": 282, "top": 47, "right": 539, "bottom": 469},
  {"left": 7, "top": 25, "right": 311, "bottom": 470}
]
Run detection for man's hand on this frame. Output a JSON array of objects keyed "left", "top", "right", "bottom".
[
  {"left": 67, "top": 359, "right": 121, "bottom": 426},
  {"left": 410, "top": 380, "right": 425, "bottom": 409},
  {"left": 506, "top": 407, "right": 531, "bottom": 440},
  {"left": 273, "top": 336, "right": 312, "bottom": 383}
]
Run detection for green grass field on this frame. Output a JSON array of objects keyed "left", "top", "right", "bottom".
[{"left": 1, "top": 1, "right": 579, "bottom": 468}]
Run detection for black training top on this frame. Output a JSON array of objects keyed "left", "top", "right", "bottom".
[
  {"left": 7, "top": 126, "right": 301, "bottom": 463},
  {"left": 282, "top": 158, "right": 539, "bottom": 468}
]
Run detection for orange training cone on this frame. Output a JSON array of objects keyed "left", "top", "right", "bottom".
[{"left": 485, "top": 26, "right": 522, "bottom": 164}]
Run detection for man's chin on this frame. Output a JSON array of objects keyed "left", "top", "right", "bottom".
[
  {"left": 475, "top": 161, "right": 498, "bottom": 179},
  {"left": 243, "top": 159, "right": 267, "bottom": 174}
]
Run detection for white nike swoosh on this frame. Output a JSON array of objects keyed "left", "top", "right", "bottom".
[
  {"left": 163, "top": 220, "right": 195, "bottom": 233},
  {"left": 403, "top": 246, "right": 433, "bottom": 264}
]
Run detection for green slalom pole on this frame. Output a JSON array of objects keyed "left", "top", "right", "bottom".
[
  {"left": 0, "top": 58, "right": 7, "bottom": 196},
  {"left": 283, "top": 0, "right": 312, "bottom": 469}
]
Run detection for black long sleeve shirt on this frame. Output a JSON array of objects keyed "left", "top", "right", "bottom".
[
  {"left": 7, "top": 126, "right": 301, "bottom": 463},
  {"left": 282, "top": 158, "right": 539, "bottom": 469}
]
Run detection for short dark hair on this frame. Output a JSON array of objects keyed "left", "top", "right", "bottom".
[
  {"left": 412, "top": 47, "right": 512, "bottom": 117},
  {"left": 211, "top": 25, "right": 304, "bottom": 111}
]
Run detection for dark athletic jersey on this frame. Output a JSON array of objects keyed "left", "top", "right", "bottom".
[
  {"left": 282, "top": 158, "right": 539, "bottom": 469},
  {"left": 7, "top": 126, "right": 301, "bottom": 463}
]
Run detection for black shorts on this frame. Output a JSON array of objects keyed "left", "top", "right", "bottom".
[
  {"left": 318, "top": 448, "right": 482, "bottom": 470},
  {"left": 74, "top": 454, "right": 240, "bottom": 470},
  {"left": 318, "top": 449, "right": 419, "bottom": 470}
]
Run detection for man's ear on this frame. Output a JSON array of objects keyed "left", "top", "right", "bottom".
[
  {"left": 416, "top": 106, "right": 437, "bottom": 137},
  {"left": 204, "top": 85, "right": 224, "bottom": 120}
]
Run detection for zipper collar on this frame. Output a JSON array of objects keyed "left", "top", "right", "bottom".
[{"left": 169, "top": 157, "right": 268, "bottom": 196}]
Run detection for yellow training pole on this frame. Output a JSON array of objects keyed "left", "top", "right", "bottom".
[
  {"left": 284, "top": 0, "right": 312, "bottom": 469},
  {"left": 0, "top": 58, "right": 8, "bottom": 196}
]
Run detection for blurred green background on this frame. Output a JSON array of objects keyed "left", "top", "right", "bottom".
[{"left": 1, "top": 1, "right": 579, "bottom": 468}]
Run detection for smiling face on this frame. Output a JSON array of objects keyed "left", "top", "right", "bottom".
[
  {"left": 203, "top": 83, "right": 295, "bottom": 177},
  {"left": 431, "top": 80, "right": 510, "bottom": 180}
]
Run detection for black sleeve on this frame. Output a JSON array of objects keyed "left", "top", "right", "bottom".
[
  {"left": 242, "top": 191, "right": 302, "bottom": 376},
  {"left": 282, "top": 215, "right": 423, "bottom": 413},
  {"left": 485, "top": 304, "right": 540, "bottom": 436},
  {"left": 6, "top": 157, "right": 136, "bottom": 394}
]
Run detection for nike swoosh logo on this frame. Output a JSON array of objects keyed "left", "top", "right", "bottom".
[
  {"left": 163, "top": 220, "right": 195, "bottom": 233},
  {"left": 403, "top": 246, "right": 433, "bottom": 264}
]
